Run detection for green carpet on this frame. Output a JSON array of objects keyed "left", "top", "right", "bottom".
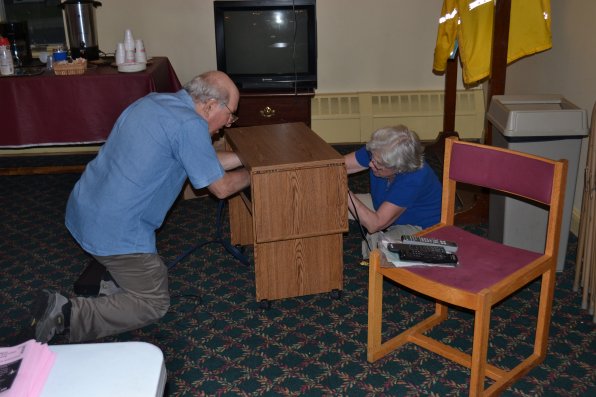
[{"left": 0, "top": 151, "right": 594, "bottom": 396}]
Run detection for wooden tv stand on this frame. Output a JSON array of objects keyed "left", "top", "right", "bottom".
[{"left": 225, "top": 122, "right": 348, "bottom": 303}]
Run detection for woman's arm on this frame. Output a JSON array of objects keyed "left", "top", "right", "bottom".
[
  {"left": 344, "top": 152, "right": 368, "bottom": 175},
  {"left": 348, "top": 191, "right": 405, "bottom": 233}
]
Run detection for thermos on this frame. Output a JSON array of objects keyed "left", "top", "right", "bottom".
[{"left": 0, "top": 36, "right": 15, "bottom": 76}]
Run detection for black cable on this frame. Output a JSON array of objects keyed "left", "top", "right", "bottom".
[
  {"left": 168, "top": 199, "right": 251, "bottom": 269},
  {"left": 348, "top": 191, "right": 371, "bottom": 252},
  {"left": 291, "top": 0, "right": 298, "bottom": 95},
  {"left": 167, "top": 240, "right": 213, "bottom": 270}
]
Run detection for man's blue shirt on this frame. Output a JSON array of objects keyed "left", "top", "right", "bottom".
[{"left": 66, "top": 90, "right": 224, "bottom": 256}]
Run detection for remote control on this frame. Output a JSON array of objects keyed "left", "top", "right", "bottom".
[
  {"left": 401, "top": 235, "right": 458, "bottom": 253},
  {"left": 387, "top": 243, "right": 459, "bottom": 266}
]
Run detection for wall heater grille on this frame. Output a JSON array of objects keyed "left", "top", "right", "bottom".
[{"left": 311, "top": 89, "right": 485, "bottom": 143}]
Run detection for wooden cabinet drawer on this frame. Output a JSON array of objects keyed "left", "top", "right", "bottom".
[{"left": 235, "top": 91, "right": 314, "bottom": 127}]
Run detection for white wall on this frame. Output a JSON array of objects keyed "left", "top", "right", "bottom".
[
  {"left": 506, "top": 0, "right": 596, "bottom": 117},
  {"left": 315, "top": 0, "right": 448, "bottom": 92},
  {"left": 96, "top": 0, "right": 217, "bottom": 84},
  {"left": 96, "top": 0, "right": 448, "bottom": 90}
]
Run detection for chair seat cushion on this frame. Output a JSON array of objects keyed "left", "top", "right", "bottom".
[{"left": 406, "top": 226, "right": 543, "bottom": 293}]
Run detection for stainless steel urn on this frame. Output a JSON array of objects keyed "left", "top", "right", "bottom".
[{"left": 60, "top": 0, "right": 102, "bottom": 60}]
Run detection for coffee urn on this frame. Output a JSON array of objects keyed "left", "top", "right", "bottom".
[{"left": 59, "top": 0, "right": 102, "bottom": 60}]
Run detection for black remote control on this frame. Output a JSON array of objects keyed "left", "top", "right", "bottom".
[
  {"left": 387, "top": 243, "right": 459, "bottom": 265},
  {"left": 401, "top": 235, "right": 458, "bottom": 253}
]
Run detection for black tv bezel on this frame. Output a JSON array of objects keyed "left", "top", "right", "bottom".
[{"left": 214, "top": 0, "right": 317, "bottom": 91}]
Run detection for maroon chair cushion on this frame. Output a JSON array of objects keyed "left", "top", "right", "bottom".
[{"left": 406, "top": 226, "right": 543, "bottom": 293}]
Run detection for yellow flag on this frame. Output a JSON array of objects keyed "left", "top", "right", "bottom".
[{"left": 433, "top": 0, "right": 552, "bottom": 85}]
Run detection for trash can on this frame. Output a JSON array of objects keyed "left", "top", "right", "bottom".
[{"left": 486, "top": 95, "right": 588, "bottom": 272}]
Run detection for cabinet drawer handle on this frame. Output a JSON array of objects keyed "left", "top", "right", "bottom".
[{"left": 260, "top": 106, "right": 276, "bottom": 118}]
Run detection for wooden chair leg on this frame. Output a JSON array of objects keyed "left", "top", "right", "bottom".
[
  {"left": 535, "top": 268, "right": 556, "bottom": 358},
  {"left": 469, "top": 296, "right": 492, "bottom": 396},
  {"left": 435, "top": 301, "right": 449, "bottom": 318},
  {"left": 367, "top": 251, "right": 384, "bottom": 362}
]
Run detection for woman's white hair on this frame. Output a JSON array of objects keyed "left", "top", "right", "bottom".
[{"left": 365, "top": 125, "right": 424, "bottom": 173}]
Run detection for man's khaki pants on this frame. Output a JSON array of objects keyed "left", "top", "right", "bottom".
[{"left": 69, "top": 253, "right": 170, "bottom": 342}]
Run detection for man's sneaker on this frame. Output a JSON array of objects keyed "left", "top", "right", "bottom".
[{"left": 31, "top": 289, "right": 69, "bottom": 343}]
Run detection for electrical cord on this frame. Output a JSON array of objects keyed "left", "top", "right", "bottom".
[
  {"left": 348, "top": 191, "right": 371, "bottom": 252},
  {"left": 291, "top": 0, "right": 298, "bottom": 95},
  {"left": 168, "top": 199, "right": 251, "bottom": 269}
]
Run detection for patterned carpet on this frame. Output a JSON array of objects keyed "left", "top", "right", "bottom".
[{"left": 0, "top": 149, "right": 595, "bottom": 396}]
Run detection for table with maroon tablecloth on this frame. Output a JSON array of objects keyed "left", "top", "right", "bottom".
[{"left": 0, "top": 56, "right": 182, "bottom": 148}]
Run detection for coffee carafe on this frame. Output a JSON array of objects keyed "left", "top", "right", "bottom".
[{"left": 59, "top": 0, "right": 102, "bottom": 60}]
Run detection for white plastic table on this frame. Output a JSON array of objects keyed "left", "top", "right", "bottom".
[{"left": 40, "top": 341, "right": 166, "bottom": 397}]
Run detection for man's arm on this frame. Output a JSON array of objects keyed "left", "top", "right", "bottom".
[
  {"left": 208, "top": 168, "right": 250, "bottom": 199},
  {"left": 216, "top": 151, "right": 243, "bottom": 171}
]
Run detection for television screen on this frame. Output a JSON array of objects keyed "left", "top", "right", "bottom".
[{"left": 214, "top": 0, "right": 317, "bottom": 90}]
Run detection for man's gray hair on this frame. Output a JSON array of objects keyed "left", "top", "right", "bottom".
[
  {"left": 366, "top": 125, "right": 424, "bottom": 173},
  {"left": 183, "top": 71, "right": 230, "bottom": 105}
]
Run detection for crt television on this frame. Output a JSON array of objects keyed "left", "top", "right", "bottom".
[{"left": 214, "top": 0, "right": 317, "bottom": 90}]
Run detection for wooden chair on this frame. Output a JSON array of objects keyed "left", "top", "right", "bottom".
[{"left": 367, "top": 137, "right": 568, "bottom": 396}]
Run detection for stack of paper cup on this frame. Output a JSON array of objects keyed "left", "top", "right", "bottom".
[
  {"left": 115, "top": 42, "right": 125, "bottom": 65},
  {"left": 124, "top": 29, "right": 135, "bottom": 63},
  {"left": 134, "top": 39, "right": 146, "bottom": 63}
]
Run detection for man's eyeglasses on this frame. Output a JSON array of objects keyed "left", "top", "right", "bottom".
[{"left": 222, "top": 102, "right": 239, "bottom": 124}]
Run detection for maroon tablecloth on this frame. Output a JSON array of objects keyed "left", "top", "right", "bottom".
[{"left": 0, "top": 57, "right": 182, "bottom": 147}]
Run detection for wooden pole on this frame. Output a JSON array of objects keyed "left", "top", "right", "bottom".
[
  {"left": 442, "top": 53, "right": 459, "bottom": 137},
  {"left": 485, "top": 0, "right": 512, "bottom": 145},
  {"left": 427, "top": 53, "right": 460, "bottom": 157}
]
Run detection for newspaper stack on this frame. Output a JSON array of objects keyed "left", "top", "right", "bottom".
[{"left": 0, "top": 339, "right": 56, "bottom": 397}]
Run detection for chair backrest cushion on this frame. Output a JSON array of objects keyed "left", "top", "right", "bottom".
[{"left": 449, "top": 142, "right": 555, "bottom": 204}]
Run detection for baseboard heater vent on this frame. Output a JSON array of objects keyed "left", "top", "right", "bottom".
[{"left": 311, "top": 89, "right": 485, "bottom": 143}]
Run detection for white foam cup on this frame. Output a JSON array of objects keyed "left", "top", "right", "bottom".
[
  {"left": 125, "top": 49, "right": 135, "bottom": 63},
  {"left": 124, "top": 29, "right": 135, "bottom": 51},
  {"left": 115, "top": 43, "right": 125, "bottom": 64},
  {"left": 135, "top": 51, "right": 147, "bottom": 63}
]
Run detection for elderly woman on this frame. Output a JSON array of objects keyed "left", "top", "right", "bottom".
[{"left": 344, "top": 125, "right": 442, "bottom": 259}]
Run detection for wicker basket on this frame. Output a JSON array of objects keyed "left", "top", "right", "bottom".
[{"left": 53, "top": 59, "right": 87, "bottom": 76}]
